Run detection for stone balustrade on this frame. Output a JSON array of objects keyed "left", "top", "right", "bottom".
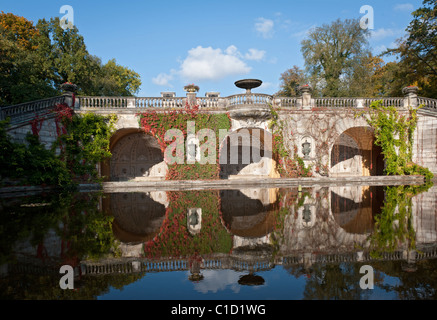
[
  {"left": 2, "top": 88, "right": 437, "bottom": 128},
  {"left": 0, "top": 95, "right": 67, "bottom": 124}
]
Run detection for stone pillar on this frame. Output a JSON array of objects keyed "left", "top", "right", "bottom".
[
  {"left": 298, "top": 84, "right": 312, "bottom": 109},
  {"left": 127, "top": 97, "right": 136, "bottom": 109},
  {"left": 402, "top": 86, "right": 419, "bottom": 108},
  {"left": 60, "top": 82, "right": 79, "bottom": 109},
  {"left": 186, "top": 92, "right": 197, "bottom": 106}
]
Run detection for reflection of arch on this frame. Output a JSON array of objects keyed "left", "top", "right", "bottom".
[
  {"left": 220, "top": 189, "right": 279, "bottom": 238},
  {"left": 219, "top": 128, "right": 277, "bottom": 179},
  {"left": 103, "top": 193, "right": 167, "bottom": 243},
  {"left": 330, "top": 186, "right": 384, "bottom": 234},
  {"left": 330, "top": 127, "right": 383, "bottom": 177},
  {"left": 104, "top": 129, "right": 167, "bottom": 181}
]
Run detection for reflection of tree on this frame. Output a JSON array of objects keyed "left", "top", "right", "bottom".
[
  {"left": 0, "top": 272, "right": 145, "bottom": 300},
  {"left": 368, "top": 185, "right": 430, "bottom": 258},
  {"left": 373, "top": 259, "right": 437, "bottom": 300},
  {"left": 285, "top": 263, "right": 383, "bottom": 300}
]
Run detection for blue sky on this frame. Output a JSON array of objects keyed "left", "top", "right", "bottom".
[{"left": 1, "top": 0, "right": 423, "bottom": 97}]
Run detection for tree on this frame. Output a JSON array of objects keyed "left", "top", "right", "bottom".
[
  {"left": 345, "top": 53, "right": 385, "bottom": 97},
  {"left": 301, "top": 18, "right": 370, "bottom": 97},
  {"left": 276, "top": 66, "right": 307, "bottom": 97},
  {"left": 88, "top": 58, "right": 141, "bottom": 96},
  {"left": 385, "top": 0, "right": 437, "bottom": 98},
  {"left": 35, "top": 17, "right": 141, "bottom": 97},
  {"left": 0, "top": 12, "right": 56, "bottom": 105}
]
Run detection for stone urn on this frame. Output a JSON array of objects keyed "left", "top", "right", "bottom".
[
  {"left": 402, "top": 86, "right": 418, "bottom": 95},
  {"left": 298, "top": 84, "right": 312, "bottom": 95},
  {"left": 184, "top": 84, "right": 200, "bottom": 93},
  {"left": 60, "top": 82, "right": 78, "bottom": 94}
]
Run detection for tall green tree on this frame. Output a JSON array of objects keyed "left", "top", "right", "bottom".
[
  {"left": 0, "top": 12, "right": 56, "bottom": 105},
  {"left": 301, "top": 18, "right": 370, "bottom": 97},
  {"left": 385, "top": 0, "right": 437, "bottom": 98}
]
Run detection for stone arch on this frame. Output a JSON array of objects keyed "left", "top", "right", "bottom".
[
  {"left": 330, "top": 126, "right": 384, "bottom": 177},
  {"left": 102, "top": 128, "right": 167, "bottom": 181},
  {"left": 218, "top": 128, "right": 279, "bottom": 179}
]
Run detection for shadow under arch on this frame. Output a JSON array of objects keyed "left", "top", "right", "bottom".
[
  {"left": 102, "top": 128, "right": 167, "bottom": 181},
  {"left": 218, "top": 128, "right": 277, "bottom": 179},
  {"left": 330, "top": 126, "right": 384, "bottom": 177}
]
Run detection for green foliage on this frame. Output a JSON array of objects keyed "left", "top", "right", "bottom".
[
  {"left": 365, "top": 100, "right": 433, "bottom": 181},
  {"left": 0, "top": 119, "right": 70, "bottom": 187},
  {"left": 0, "top": 109, "right": 117, "bottom": 188},
  {"left": 0, "top": 13, "right": 141, "bottom": 105},
  {"left": 276, "top": 65, "right": 307, "bottom": 97},
  {"left": 385, "top": 0, "right": 437, "bottom": 98},
  {"left": 301, "top": 18, "right": 370, "bottom": 97},
  {"left": 56, "top": 112, "right": 117, "bottom": 183}
]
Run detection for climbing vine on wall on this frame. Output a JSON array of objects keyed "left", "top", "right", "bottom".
[
  {"left": 363, "top": 101, "right": 433, "bottom": 181},
  {"left": 0, "top": 103, "right": 117, "bottom": 188},
  {"left": 269, "top": 107, "right": 312, "bottom": 177},
  {"left": 137, "top": 103, "right": 231, "bottom": 180},
  {"left": 54, "top": 105, "right": 117, "bottom": 184}
]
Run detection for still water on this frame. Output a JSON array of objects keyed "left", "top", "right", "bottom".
[{"left": 1, "top": 184, "right": 437, "bottom": 300}]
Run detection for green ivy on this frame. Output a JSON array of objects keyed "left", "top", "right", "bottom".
[
  {"left": 365, "top": 101, "right": 433, "bottom": 181},
  {"left": 54, "top": 111, "right": 117, "bottom": 185},
  {"left": 0, "top": 108, "right": 117, "bottom": 189}
]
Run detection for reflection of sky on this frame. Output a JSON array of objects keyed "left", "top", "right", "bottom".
[
  {"left": 192, "top": 270, "right": 244, "bottom": 294},
  {"left": 96, "top": 266, "right": 406, "bottom": 300}
]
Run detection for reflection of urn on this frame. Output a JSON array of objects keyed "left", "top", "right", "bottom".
[
  {"left": 302, "top": 140, "right": 311, "bottom": 160},
  {"left": 238, "top": 273, "right": 265, "bottom": 286},
  {"left": 302, "top": 204, "right": 311, "bottom": 224},
  {"left": 189, "top": 255, "right": 204, "bottom": 282}
]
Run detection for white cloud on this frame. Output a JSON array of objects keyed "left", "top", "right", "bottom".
[
  {"left": 244, "top": 48, "right": 266, "bottom": 61},
  {"left": 152, "top": 72, "right": 174, "bottom": 87},
  {"left": 369, "top": 28, "right": 404, "bottom": 41},
  {"left": 179, "top": 45, "right": 251, "bottom": 81},
  {"left": 394, "top": 3, "right": 414, "bottom": 11},
  {"left": 255, "top": 18, "right": 274, "bottom": 38}
]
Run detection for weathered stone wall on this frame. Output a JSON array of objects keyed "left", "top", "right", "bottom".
[
  {"left": 413, "top": 112, "right": 437, "bottom": 174},
  {"left": 6, "top": 116, "right": 59, "bottom": 149},
  {"left": 412, "top": 185, "right": 437, "bottom": 244},
  {"left": 277, "top": 109, "right": 372, "bottom": 177}
]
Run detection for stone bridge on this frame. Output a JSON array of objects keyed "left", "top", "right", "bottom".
[{"left": 2, "top": 82, "right": 437, "bottom": 180}]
